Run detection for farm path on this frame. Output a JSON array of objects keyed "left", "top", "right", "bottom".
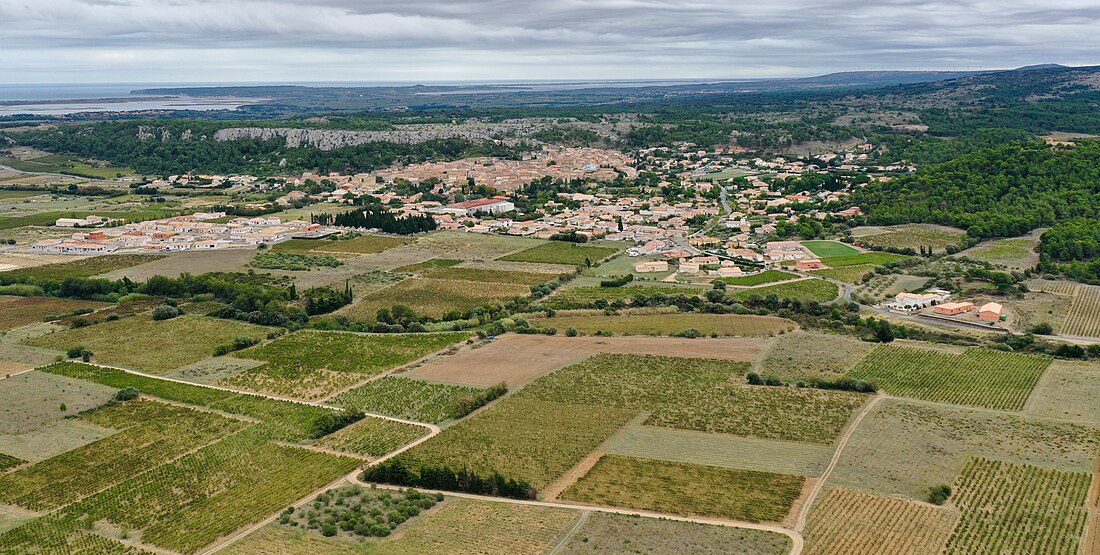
[
  {"left": 1085, "top": 454, "right": 1100, "bottom": 555},
  {"left": 794, "top": 392, "right": 885, "bottom": 533},
  {"left": 546, "top": 510, "right": 591, "bottom": 555},
  {"left": 349, "top": 475, "right": 806, "bottom": 555}
]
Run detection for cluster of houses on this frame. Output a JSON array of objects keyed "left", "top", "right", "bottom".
[
  {"left": 887, "top": 291, "right": 1005, "bottom": 323},
  {"left": 30, "top": 213, "right": 326, "bottom": 254}
]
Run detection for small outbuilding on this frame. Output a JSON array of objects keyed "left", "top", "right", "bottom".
[
  {"left": 978, "top": 302, "right": 1004, "bottom": 322},
  {"left": 934, "top": 301, "right": 975, "bottom": 315}
]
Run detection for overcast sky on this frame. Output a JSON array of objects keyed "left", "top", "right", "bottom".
[{"left": 1, "top": 0, "right": 1098, "bottom": 84}]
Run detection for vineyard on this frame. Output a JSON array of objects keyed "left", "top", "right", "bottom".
[
  {"left": 0, "top": 453, "right": 23, "bottom": 472},
  {"left": 1063, "top": 283, "right": 1100, "bottom": 338},
  {"left": 728, "top": 278, "right": 839, "bottom": 303},
  {"left": 331, "top": 376, "right": 486, "bottom": 423},
  {"left": 718, "top": 270, "right": 798, "bottom": 287},
  {"left": 818, "top": 252, "right": 909, "bottom": 268},
  {"left": 518, "top": 354, "right": 868, "bottom": 444},
  {"left": 562, "top": 454, "right": 803, "bottom": 523},
  {"left": 945, "top": 458, "right": 1092, "bottom": 555},
  {"left": 539, "top": 285, "right": 704, "bottom": 308},
  {"left": 224, "top": 330, "right": 467, "bottom": 399},
  {"left": 803, "top": 488, "right": 957, "bottom": 555},
  {"left": 312, "top": 416, "right": 428, "bottom": 457},
  {"left": 810, "top": 264, "right": 876, "bottom": 284},
  {"left": 395, "top": 260, "right": 556, "bottom": 286},
  {"left": 395, "top": 397, "right": 637, "bottom": 491},
  {"left": 847, "top": 346, "right": 1049, "bottom": 410},
  {"left": 0, "top": 399, "right": 244, "bottom": 511},
  {"left": 557, "top": 512, "right": 793, "bottom": 555}
]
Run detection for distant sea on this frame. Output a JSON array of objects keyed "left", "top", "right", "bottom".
[{"left": 0, "top": 79, "right": 729, "bottom": 116}]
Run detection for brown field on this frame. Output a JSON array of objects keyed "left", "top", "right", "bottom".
[
  {"left": 0, "top": 252, "right": 84, "bottom": 271},
  {"left": 0, "top": 296, "right": 113, "bottom": 331},
  {"left": 558, "top": 512, "right": 792, "bottom": 555},
  {"left": 804, "top": 488, "right": 957, "bottom": 555},
  {"left": 405, "top": 334, "right": 768, "bottom": 388}
]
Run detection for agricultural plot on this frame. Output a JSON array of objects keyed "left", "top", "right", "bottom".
[
  {"left": 728, "top": 278, "right": 839, "bottom": 303},
  {"left": 945, "top": 458, "right": 1091, "bottom": 555},
  {"left": 0, "top": 296, "right": 112, "bottom": 331},
  {"left": 249, "top": 252, "right": 343, "bottom": 271},
  {"left": 801, "top": 240, "right": 860, "bottom": 258},
  {"left": 819, "top": 252, "right": 909, "bottom": 268},
  {"left": 331, "top": 377, "right": 487, "bottom": 423},
  {"left": 719, "top": 270, "right": 799, "bottom": 286},
  {"left": 0, "top": 254, "right": 163, "bottom": 281},
  {"left": 525, "top": 312, "right": 795, "bottom": 337},
  {"left": 0, "top": 419, "right": 117, "bottom": 463},
  {"left": 343, "top": 278, "right": 531, "bottom": 320},
  {"left": 274, "top": 235, "right": 411, "bottom": 254},
  {"left": 394, "top": 397, "right": 637, "bottom": 491},
  {"left": 519, "top": 354, "right": 868, "bottom": 445},
  {"left": 413, "top": 231, "right": 547, "bottom": 260},
  {"left": 220, "top": 525, "right": 363, "bottom": 555},
  {"left": 43, "top": 362, "right": 344, "bottom": 442},
  {"left": 847, "top": 345, "right": 1049, "bottom": 410},
  {"left": 0, "top": 454, "right": 22, "bottom": 473},
  {"left": 395, "top": 259, "right": 556, "bottom": 285},
  {"left": 498, "top": 242, "right": 619, "bottom": 265},
  {"left": 0, "top": 370, "right": 117, "bottom": 434},
  {"left": 606, "top": 426, "right": 833, "bottom": 477},
  {"left": 810, "top": 264, "right": 875, "bottom": 284},
  {"left": 829, "top": 399, "right": 1100, "bottom": 501},
  {"left": 163, "top": 357, "right": 264, "bottom": 385},
  {"left": 760, "top": 331, "right": 875, "bottom": 382},
  {"left": 369, "top": 497, "right": 579, "bottom": 555},
  {"left": 96, "top": 249, "right": 255, "bottom": 281},
  {"left": 542, "top": 285, "right": 704, "bottom": 308},
  {"left": 562, "top": 455, "right": 803, "bottom": 523},
  {"left": 0, "top": 399, "right": 245, "bottom": 511},
  {"left": 26, "top": 315, "right": 273, "bottom": 374},
  {"left": 852, "top": 224, "right": 966, "bottom": 253},
  {"left": 558, "top": 512, "right": 792, "bottom": 555},
  {"left": 224, "top": 331, "right": 466, "bottom": 399},
  {"left": 1063, "top": 282, "right": 1100, "bottom": 338},
  {"left": 959, "top": 234, "right": 1040, "bottom": 270},
  {"left": 803, "top": 488, "right": 957, "bottom": 555},
  {"left": 312, "top": 416, "right": 428, "bottom": 458},
  {"left": 1024, "top": 360, "right": 1100, "bottom": 424}
]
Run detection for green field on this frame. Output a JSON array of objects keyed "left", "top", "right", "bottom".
[
  {"left": 250, "top": 252, "right": 343, "bottom": 271},
  {"left": 0, "top": 154, "right": 132, "bottom": 178},
  {"left": 331, "top": 376, "right": 488, "bottom": 423},
  {"left": 498, "top": 242, "right": 618, "bottom": 265},
  {"left": 852, "top": 224, "right": 966, "bottom": 253},
  {"left": 728, "top": 278, "right": 839, "bottom": 303},
  {"left": 0, "top": 453, "right": 22, "bottom": 473},
  {"left": 819, "top": 252, "right": 909, "bottom": 268},
  {"left": 395, "top": 259, "right": 556, "bottom": 285},
  {"left": 802, "top": 241, "right": 860, "bottom": 258},
  {"left": 562, "top": 454, "right": 803, "bottom": 522},
  {"left": 344, "top": 277, "right": 532, "bottom": 321},
  {"left": 394, "top": 397, "right": 637, "bottom": 491},
  {"left": 945, "top": 458, "right": 1091, "bottom": 555},
  {"left": 811, "top": 264, "right": 876, "bottom": 284},
  {"left": 312, "top": 416, "right": 429, "bottom": 458},
  {"left": 26, "top": 314, "right": 272, "bottom": 374},
  {"left": 0, "top": 254, "right": 164, "bottom": 281},
  {"left": 525, "top": 312, "right": 795, "bottom": 337},
  {"left": 829, "top": 399, "right": 1100, "bottom": 501},
  {"left": 0, "top": 210, "right": 174, "bottom": 230},
  {"left": 720, "top": 270, "right": 799, "bottom": 286},
  {"left": 225, "top": 331, "right": 467, "bottom": 399},
  {"left": 847, "top": 346, "right": 1050, "bottom": 410},
  {"left": 519, "top": 354, "right": 868, "bottom": 445},
  {"left": 606, "top": 425, "right": 833, "bottom": 476}
]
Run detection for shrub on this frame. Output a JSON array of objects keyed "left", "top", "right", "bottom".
[
  {"left": 928, "top": 484, "right": 951, "bottom": 505},
  {"left": 151, "top": 304, "right": 180, "bottom": 320},
  {"left": 310, "top": 409, "right": 365, "bottom": 439},
  {"left": 447, "top": 383, "right": 508, "bottom": 419},
  {"left": 113, "top": 387, "right": 140, "bottom": 402},
  {"left": 1029, "top": 322, "right": 1054, "bottom": 335}
]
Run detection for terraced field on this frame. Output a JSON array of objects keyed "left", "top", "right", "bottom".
[
  {"left": 945, "top": 458, "right": 1091, "bottom": 555},
  {"left": 847, "top": 346, "right": 1050, "bottom": 410}
]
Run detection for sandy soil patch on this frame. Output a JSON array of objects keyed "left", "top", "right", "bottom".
[{"left": 405, "top": 334, "right": 768, "bottom": 388}]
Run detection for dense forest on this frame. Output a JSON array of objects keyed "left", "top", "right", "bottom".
[
  {"left": 851, "top": 141, "right": 1100, "bottom": 239},
  {"left": 312, "top": 207, "right": 437, "bottom": 235},
  {"left": 1039, "top": 219, "right": 1100, "bottom": 283}
]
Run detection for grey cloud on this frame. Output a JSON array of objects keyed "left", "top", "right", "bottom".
[{"left": 0, "top": 0, "right": 1097, "bottom": 82}]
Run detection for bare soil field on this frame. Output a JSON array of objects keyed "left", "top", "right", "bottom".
[
  {"left": 0, "top": 252, "right": 83, "bottom": 270},
  {"left": 412, "top": 231, "right": 547, "bottom": 260},
  {"left": 404, "top": 334, "right": 768, "bottom": 388},
  {"left": 1024, "top": 360, "right": 1100, "bottom": 424},
  {"left": 0, "top": 371, "right": 117, "bottom": 434},
  {"left": 0, "top": 419, "right": 116, "bottom": 463},
  {"left": 759, "top": 331, "right": 876, "bottom": 381},
  {"left": 558, "top": 512, "right": 792, "bottom": 555},
  {"left": 96, "top": 249, "right": 256, "bottom": 280}
]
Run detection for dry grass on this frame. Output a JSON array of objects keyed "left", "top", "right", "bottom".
[
  {"left": 804, "top": 488, "right": 957, "bottom": 555},
  {"left": 759, "top": 331, "right": 876, "bottom": 382},
  {"left": 0, "top": 371, "right": 117, "bottom": 434},
  {"left": 558, "top": 512, "right": 792, "bottom": 555},
  {"left": 342, "top": 278, "right": 531, "bottom": 320},
  {"left": 0, "top": 296, "right": 112, "bottom": 331}
]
